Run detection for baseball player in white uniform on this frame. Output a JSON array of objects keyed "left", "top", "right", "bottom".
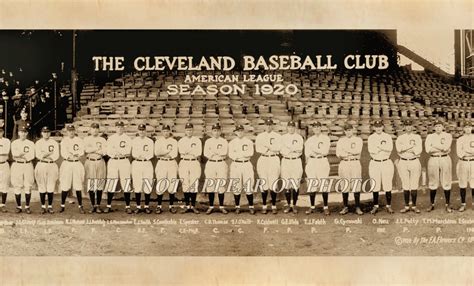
[
  {"left": 0, "top": 127, "right": 10, "bottom": 213},
  {"left": 106, "top": 121, "right": 132, "bottom": 213},
  {"left": 34, "top": 126, "right": 59, "bottom": 214},
  {"left": 425, "top": 120, "right": 453, "bottom": 213},
  {"left": 11, "top": 125, "right": 35, "bottom": 213},
  {"left": 368, "top": 120, "right": 394, "bottom": 214},
  {"left": 204, "top": 123, "right": 229, "bottom": 215},
  {"left": 84, "top": 122, "right": 107, "bottom": 214},
  {"left": 255, "top": 119, "right": 281, "bottom": 214},
  {"left": 280, "top": 121, "right": 303, "bottom": 214},
  {"left": 131, "top": 124, "right": 154, "bottom": 214},
  {"left": 396, "top": 120, "right": 422, "bottom": 213},
  {"left": 228, "top": 124, "right": 255, "bottom": 214},
  {"left": 336, "top": 123, "right": 363, "bottom": 215},
  {"left": 154, "top": 125, "right": 179, "bottom": 214},
  {"left": 59, "top": 124, "right": 85, "bottom": 213},
  {"left": 456, "top": 121, "right": 473, "bottom": 212},
  {"left": 304, "top": 122, "right": 331, "bottom": 215},
  {"left": 178, "top": 122, "right": 202, "bottom": 214}
]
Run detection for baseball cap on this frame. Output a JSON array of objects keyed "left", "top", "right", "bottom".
[
  {"left": 464, "top": 121, "right": 472, "bottom": 127},
  {"left": 234, "top": 125, "right": 244, "bottom": 131},
  {"left": 343, "top": 123, "right": 353, "bottom": 130},
  {"left": 311, "top": 122, "right": 322, "bottom": 128},
  {"left": 211, "top": 123, "right": 221, "bottom": 130},
  {"left": 138, "top": 124, "right": 146, "bottom": 131},
  {"left": 162, "top": 125, "right": 171, "bottom": 131},
  {"left": 66, "top": 124, "right": 75, "bottom": 131},
  {"left": 115, "top": 121, "right": 125, "bottom": 127},
  {"left": 433, "top": 119, "right": 443, "bottom": 126},
  {"left": 19, "top": 125, "right": 28, "bottom": 132},
  {"left": 185, "top": 123, "right": 193, "bottom": 129},
  {"left": 41, "top": 126, "right": 50, "bottom": 133},
  {"left": 265, "top": 119, "right": 274, "bottom": 125},
  {"left": 373, "top": 120, "right": 383, "bottom": 127},
  {"left": 403, "top": 119, "right": 413, "bottom": 126},
  {"left": 91, "top": 123, "right": 99, "bottom": 129},
  {"left": 287, "top": 121, "right": 296, "bottom": 127}
]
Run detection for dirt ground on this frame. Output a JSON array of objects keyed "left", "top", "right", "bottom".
[{"left": 0, "top": 190, "right": 473, "bottom": 256}]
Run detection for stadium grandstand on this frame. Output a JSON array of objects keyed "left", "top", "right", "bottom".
[{"left": 0, "top": 30, "right": 472, "bottom": 181}]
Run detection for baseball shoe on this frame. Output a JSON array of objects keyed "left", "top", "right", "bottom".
[
  {"left": 445, "top": 206, "right": 453, "bottom": 213},
  {"left": 272, "top": 208, "right": 278, "bottom": 215},
  {"left": 15, "top": 207, "right": 22, "bottom": 213},
  {"left": 355, "top": 207, "right": 364, "bottom": 215},
  {"left": 261, "top": 208, "right": 268, "bottom": 214},
  {"left": 400, "top": 207, "right": 410, "bottom": 213},
  {"left": 220, "top": 208, "right": 228, "bottom": 214},
  {"left": 88, "top": 207, "right": 96, "bottom": 214},
  {"left": 41, "top": 208, "right": 47, "bottom": 214},
  {"left": 305, "top": 208, "right": 315, "bottom": 214},
  {"left": 0, "top": 206, "right": 7, "bottom": 213},
  {"left": 192, "top": 207, "right": 200, "bottom": 214},
  {"left": 458, "top": 205, "right": 466, "bottom": 212},
  {"left": 292, "top": 207, "right": 298, "bottom": 214},
  {"left": 206, "top": 208, "right": 214, "bottom": 215},
  {"left": 339, "top": 207, "right": 349, "bottom": 215},
  {"left": 426, "top": 205, "right": 435, "bottom": 212},
  {"left": 144, "top": 208, "right": 152, "bottom": 214},
  {"left": 59, "top": 206, "right": 65, "bottom": 213},
  {"left": 25, "top": 208, "right": 31, "bottom": 214},
  {"left": 79, "top": 206, "right": 85, "bottom": 214},
  {"left": 386, "top": 206, "right": 394, "bottom": 214},
  {"left": 323, "top": 208, "right": 330, "bottom": 216},
  {"left": 103, "top": 207, "right": 111, "bottom": 213},
  {"left": 96, "top": 207, "right": 102, "bottom": 214},
  {"left": 155, "top": 208, "right": 162, "bottom": 214},
  {"left": 249, "top": 208, "right": 256, "bottom": 215},
  {"left": 370, "top": 206, "right": 379, "bottom": 215},
  {"left": 180, "top": 207, "right": 188, "bottom": 214},
  {"left": 235, "top": 208, "right": 241, "bottom": 214},
  {"left": 126, "top": 208, "right": 132, "bottom": 214},
  {"left": 48, "top": 208, "right": 55, "bottom": 214},
  {"left": 411, "top": 206, "right": 421, "bottom": 213},
  {"left": 134, "top": 208, "right": 143, "bottom": 214},
  {"left": 169, "top": 207, "right": 177, "bottom": 214},
  {"left": 283, "top": 206, "right": 291, "bottom": 213}
]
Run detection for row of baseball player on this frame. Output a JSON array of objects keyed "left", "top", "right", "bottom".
[{"left": 0, "top": 118, "right": 472, "bottom": 216}]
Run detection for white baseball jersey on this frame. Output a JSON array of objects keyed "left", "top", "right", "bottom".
[
  {"left": 425, "top": 132, "right": 452, "bottom": 156},
  {"left": 178, "top": 136, "right": 202, "bottom": 193},
  {"left": 60, "top": 136, "right": 85, "bottom": 191},
  {"left": 204, "top": 137, "right": 228, "bottom": 193},
  {"left": 35, "top": 138, "right": 60, "bottom": 193},
  {"left": 305, "top": 134, "right": 330, "bottom": 192},
  {"left": 155, "top": 136, "right": 179, "bottom": 194},
  {"left": 11, "top": 138, "right": 35, "bottom": 194},
  {"left": 155, "top": 136, "right": 178, "bottom": 159},
  {"left": 131, "top": 136, "right": 154, "bottom": 194},
  {"left": 60, "top": 136, "right": 85, "bottom": 160},
  {"left": 456, "top": 133, "right": 474, "bottom": 188},
  {"left": 425, "top": 131, "right": 453, "bottom": 190},
  {"left": 255, "top": 131, "right": 281, "bottom": 191},
  {"left": 106, "top": 133, "right": 132, "bottom": 193},
  {"left": 84, "top": 135, "right": 107, "bottom": 159},
  {"left": 107, "top": 133, "right": 132, "bottom": 158},
  {"left": 229, "top": 137, "right": 254, "bottom": 194},
  {"left": 368, "top": 132, "right": 394, "bottom": 192},
  {"left": 0, "top": 137, "right": 10, "bottom": 193},
  {"left": 280, "top": 133, "right": 303, "bottom": 188},
  {"left": 35, "top": 138, "right": 60, "bottom": 162},
  {"left": 396, "top": 132, "right": 422, "bottom": 191},
  {"left": 336, "top": 136, "right": 363, "bottom": 192}
]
